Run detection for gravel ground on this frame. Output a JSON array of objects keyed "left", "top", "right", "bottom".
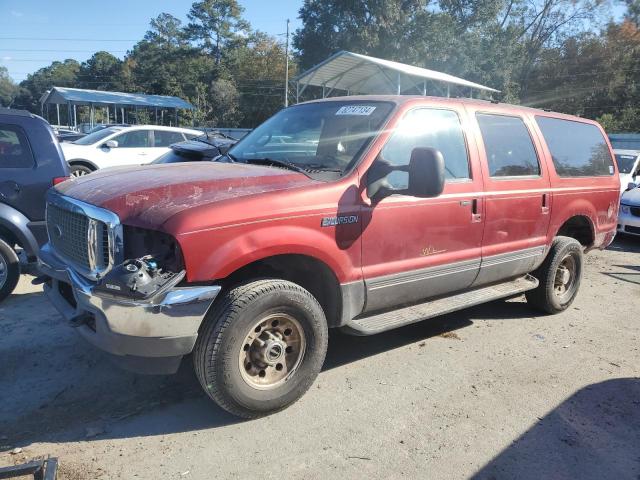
[{"left": 0, "top": 236, "right": 639, "bottom": 480}]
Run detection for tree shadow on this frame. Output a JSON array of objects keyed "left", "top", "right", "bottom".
[{"left": 472, "top": 378, "right": 640, "bottom": 480}]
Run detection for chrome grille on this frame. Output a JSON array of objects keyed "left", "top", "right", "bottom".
[{"left": 46, "top": 202, "right": 112, "bottom": 275}]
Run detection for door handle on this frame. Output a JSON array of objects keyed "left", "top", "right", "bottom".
[
  {"left": 471, "top": 198, "right": 482, "bottom": 223},
  {"left": 542, "top": 193, "right": 550, "bottom": 214}
]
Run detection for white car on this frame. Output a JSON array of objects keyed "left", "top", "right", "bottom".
[
  {"left": 618, "top": 186, "right": 640, "bottom": 237},
  {"left": 60, "top": 125, "right": 203, "bottom": 177},
  {"left": 613, "top": 149, "right": 640, "bottom": 194}
]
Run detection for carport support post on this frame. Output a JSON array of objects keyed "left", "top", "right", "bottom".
[
  {"left": 67, "top": 102, "right": 72, "bottom": 128},
  {"left": 447, "top": 85, "right": 450, "bottom": 98},
  {"left": 423, "top": 80, "right": 427, "bottom": 96},
  {"left": 56, "top": 104, "right": 60, "bottom": 127},
  {"left": 397, "top": 72, "right": 401, "bottom": 95},
  {"left": 73, "top": 104, "right": 77, "bottom": 128}
]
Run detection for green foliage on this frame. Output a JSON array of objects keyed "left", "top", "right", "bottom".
[{"left": 0, "top": 66, "right": 18, "bottom": 107}]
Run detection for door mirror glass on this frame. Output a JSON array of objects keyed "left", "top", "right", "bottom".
[
  {"left": 367, "top": 147, "right": 445, "bottom": 201},
  {"left": 407, "top": 147, "right": 445, "bottom": 198},
  {"left": 103, "top": 140, "right": 118, "bottom": 149},
  {"left": 627, "top": 181, "right": 638, "bottom": 191}
]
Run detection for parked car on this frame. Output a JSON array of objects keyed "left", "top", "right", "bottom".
[
  {"left": 59, "top": 125, "right": 203, "bottom": 177},
  {"left": 85, "top": 123, "right": 130, "bottom": 134},
  {"left": 53, "top": 127, "right": 85, "bottom": 143},
  {"left": 613, "top": 149, "right": 640, "bottom": 193},
  {"left": 38, "top": 96, "right": 619, "bottom": 418},
  {"left": 152, "top": 132, "right": 237, "bottom": 164},
  {"left": 618, "top": 185, "right": 640, "bottom": 236},
  {"left": 0, "top": 108, "right": 69, "bottom": 302}
]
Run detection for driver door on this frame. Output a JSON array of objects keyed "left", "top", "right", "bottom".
[
  {"left": 102, "top": 129, "right": 153, "bottom": 167},
  {"left": 360, "top": 105, "right": 485, "bottom": 313}
]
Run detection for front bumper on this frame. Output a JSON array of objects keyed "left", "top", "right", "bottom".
[
  {"left": 38, "top": 244, "right": 220, "bottom": 374},
  {"left": 617, "top": 208, "right": 640, "bottom": 236}
]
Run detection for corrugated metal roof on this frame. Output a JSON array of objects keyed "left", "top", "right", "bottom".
[
  {"left": 294, "top": 51, "right": 499, "bottom": 94},
  {"left": 42, "top": 86, "right": 194, "bottom": 109}
]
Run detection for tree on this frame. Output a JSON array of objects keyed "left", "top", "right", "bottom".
[
  {"left": 14, "top": 59, "right": 80, "bottom": 111},
  {"left": 78, "top": 51, "right": 125, "bottom": 91},
  {"left": 0, "top": 67, "right": 18, "bottom": 107},
  {"left": 186, "top": 0, "right": 251, "bottom": 64}
]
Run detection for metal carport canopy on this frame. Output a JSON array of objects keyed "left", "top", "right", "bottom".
[
  {"left": 42, "top": 86, "right": 194, "bottom": 109},
  {"left": 293, "top": 50, "right": 499, "bottom": 99}
]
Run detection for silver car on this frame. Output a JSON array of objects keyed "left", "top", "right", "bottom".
[{"left": 618, "top": 186, "right": 640, "bottom": 236}]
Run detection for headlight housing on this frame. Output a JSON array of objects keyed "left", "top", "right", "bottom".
[{"left": 621, "top": 205, "right": 631, "bottom": 214}]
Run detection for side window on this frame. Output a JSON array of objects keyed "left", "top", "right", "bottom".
[
  {"left": 476, "top": 114, "right": 540, "bottom": 177},
  {"left": 116, "top": 130, "right": 150, "bottom": 148},
  {"left": 153, "top": 130, "right": 186, "bottom": 147},
  {"left": 380, "top": 108, "right": 470, "bottom": 189},
  {"left": 535, "top": 116, "right": 614, "bottom": 177},
  {"left": 0, "top": 124, "right": 35, "bottom": 169}
]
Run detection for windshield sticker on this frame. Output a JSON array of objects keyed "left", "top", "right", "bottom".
[{"left": 335, "top": 105, "right": 377, "bottom": 116}]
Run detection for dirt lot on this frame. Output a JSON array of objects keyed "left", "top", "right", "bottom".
[{"left": 1, "top": 236, "right": 639, "bottom": 479}]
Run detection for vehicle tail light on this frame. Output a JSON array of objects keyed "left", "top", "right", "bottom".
[{"left": 52, "top": 176, "right": 70, "bottom": 186}]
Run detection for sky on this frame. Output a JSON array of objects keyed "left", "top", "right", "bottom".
[{"left": 0, "top": 0, "right": 304, "bottom": 82}]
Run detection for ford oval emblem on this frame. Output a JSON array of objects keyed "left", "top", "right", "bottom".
[{"left": 53, "top": 224, "right": 63, "bottom": 239}]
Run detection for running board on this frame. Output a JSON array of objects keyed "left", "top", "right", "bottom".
[{"left": 344, "top": 275, "right": 538, "bottom": 335}]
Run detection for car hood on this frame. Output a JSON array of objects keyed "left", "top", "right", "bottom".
[
  {"left": 621, "top": 187, "right": 640, "bottom": 206},
  {"left": 54, "top": 162, "right": 318, "bottom": 228}
]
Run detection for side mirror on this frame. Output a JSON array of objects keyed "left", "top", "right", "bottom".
[
  {"left": 407, "top": 147, "right": 445, "bottom": 198},
  {"left": 627, "top": 182, "right": 638, "bottom": 191},
  {"left": 103, "top": 140, "right": 118, "bottom": 149},
  {"left": 367, "top": 147, "right": 445, "bottom": 201}
]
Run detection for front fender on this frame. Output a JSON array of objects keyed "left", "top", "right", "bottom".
[
  {"left": 0, "top": 202, "right": 40, "bottom": 257},
  {"left": 180, "top": 224, "right": 360, "bottom": 284}
]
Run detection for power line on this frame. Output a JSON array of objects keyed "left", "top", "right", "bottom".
[{"left": 0, "top": 36, "right": 139, "bottom": 41}]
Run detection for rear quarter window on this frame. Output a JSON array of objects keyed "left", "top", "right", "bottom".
[
  {"left": 535, "top": 116, "right": 614, "bottom": 177},
  {"left": 0, "top": 124, "right": 35, "bottom": 169}
]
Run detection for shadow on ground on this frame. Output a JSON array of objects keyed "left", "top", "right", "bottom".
[
  {"left": 0, "top": 291, "right": 537, "bottom": 448},
  {"left": 472, "top": 378, "right": 640, "bottom": 480}
]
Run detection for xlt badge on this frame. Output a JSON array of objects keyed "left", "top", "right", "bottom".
[{"left": 321, "top": 215, "right": 359, "bottom": 227}]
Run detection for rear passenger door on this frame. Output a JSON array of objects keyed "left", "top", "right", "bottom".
[
  {"left": 151, "top": 130, "right": 187, "bottom": 161},
  {"left": 0, "top": 122, "right": 39, "bottom": 218},
  {"left": 467, "top": 109, "right": 551, "bottom": 286}
]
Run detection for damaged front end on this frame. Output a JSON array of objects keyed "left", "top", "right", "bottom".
[{"left": 38, "top": 192, "right": 220, "bottom": 374}]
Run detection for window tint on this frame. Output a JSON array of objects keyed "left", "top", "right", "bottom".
[
  {"left": 380, "top": 108, "right": 470, "bottom": 189},
  {"left": 476, "top": 114, "right": 540, "bottom": 177},
  {"left": 154, "top": 130, "right": 186, "bottom": 147},
  {"left": 116, "top": 130, "right": 150, "bottom": 148},
  {"left": 0, "top": 124, "right": 35, "bottom": 168},
  {"left": 536, "top": 116, "right": 614, "bottom": 177}
]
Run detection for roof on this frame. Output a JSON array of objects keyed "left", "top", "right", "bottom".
[
  {"left": 0, "top": 107, "right": 33, "bottom": 117},
  {"left": 293, "top": 51, "right": 499, "bottom": 96},
  {"left": 41, "top": 86, "right": 194, "bottom": 110}
]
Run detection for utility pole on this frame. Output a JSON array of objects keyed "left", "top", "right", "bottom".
[{"left": 284, "top": 18, "right": 290, "bottom": 108}]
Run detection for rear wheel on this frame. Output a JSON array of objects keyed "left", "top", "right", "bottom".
[
  {"left": 0, "top": 238, "right": 20, "bottom": 303},
  {"left": 526, "top": 236, "right": 583, "bottom": 314},
  {"left": 69, "top": 164, "right": 93, "bottom": 178},
  {"left": 193, "top": 279, "right": 328, "bottom": 418}
]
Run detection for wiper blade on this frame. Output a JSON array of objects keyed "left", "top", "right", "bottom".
[{"left": 244, "top": 157, "right": 309, "bottom": 175}]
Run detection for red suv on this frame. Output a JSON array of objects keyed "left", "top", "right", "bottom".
[{"left": 39, "top": 96, "right": 619, "bottom": 418}]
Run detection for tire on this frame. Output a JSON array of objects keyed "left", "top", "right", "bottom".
[
  {"left": 525, "top": 236, "right": 583, "bottom": 314},
  {"left": 194, "top": 279, "right": 328, "bottom": 419},
  {"left": 0, "top": 238, "right": 20, "bottom": 303},
  {"left": 69, "top": 164, "right": 93, "bottom": 178}
]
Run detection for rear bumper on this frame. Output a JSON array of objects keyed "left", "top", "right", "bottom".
[{"left": 38, "top": 244, "right": 220, "bottom": 374}]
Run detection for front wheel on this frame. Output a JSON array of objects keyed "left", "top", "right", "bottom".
[
  {"left": 0, "top": 238, "right": 20, "bottom": 303},
  {"left": 69, "top": 164, "right": 93, "bottom": 178},
  {"left": 526, "top": 236, "right": 583, "bottom": 314},
  {"left": 193, "top": 279, "right": 328, "bottom": 418}
]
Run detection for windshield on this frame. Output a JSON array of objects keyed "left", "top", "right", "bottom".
[
  {"left": 73, "top": 127, "right": 122, "bottom": 145},
  {"left": 229, "top": 101, "right": 394, "bottom": 173},
  {"left": 615, "top": 154, "right": 638, "bottom": 174}
]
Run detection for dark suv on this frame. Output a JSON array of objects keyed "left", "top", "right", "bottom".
[{"left": 0, "top": 108, "right": 69, "bottom": 301}]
